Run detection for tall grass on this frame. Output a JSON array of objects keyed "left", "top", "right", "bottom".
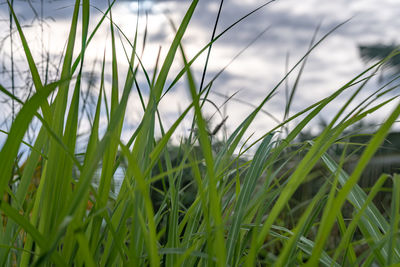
[{"left": 1, "top": 0, "right": 400, "bottom": 266}]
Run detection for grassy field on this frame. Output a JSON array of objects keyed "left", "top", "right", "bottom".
[{"left": 1, "top": 0, "right": 400, "bottom": 266}]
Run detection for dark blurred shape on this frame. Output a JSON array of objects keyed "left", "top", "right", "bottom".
[{"left": 359, "top": 43, "right": 400, "bottom": 70}]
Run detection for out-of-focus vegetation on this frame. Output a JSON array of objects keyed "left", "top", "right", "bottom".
[{"left": 1, "top": 0, "right": 400, "bottom": 266}]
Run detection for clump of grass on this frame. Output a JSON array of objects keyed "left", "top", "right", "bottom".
[{"left": 1, "top": 0, "right": 400, "bottom": 266}]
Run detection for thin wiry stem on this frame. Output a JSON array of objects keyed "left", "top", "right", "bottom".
[{"left": 9, "top": 0, "right": 15, "bottom": 122}]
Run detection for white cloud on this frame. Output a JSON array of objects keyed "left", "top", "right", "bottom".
[{"left": 1, "top": 0, "right": 399, "bottom": 142}]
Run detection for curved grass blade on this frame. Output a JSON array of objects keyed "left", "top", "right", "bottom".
[
  {"left": 119, "top": 144, "right": 160, "bottom": 267},
  {"left": 274, "top": 182, "right": 330, "bottom": 267},
  {"left": 0, "top": 201, "right": 66, "bottom": 266},
  {"left": 0, "top": 81, "right": 60, "bottom": 197},
  {"left": 132, "top": 0, "right": 199, "bottom": 163},
  {"left": 331, "top": 173, "right": 389, "bottom": 264},
  {"left": 226, "top": 133, "right": 274, "bottom": 266},
  {"left": 306, "top": 101, "right": 400, "bottom": 266},
  {"left": 388, "top": 174, "right": 400, "bottom": 265},
  {"left": 6, "top": 0, "right": 51, "bottom": 121}
]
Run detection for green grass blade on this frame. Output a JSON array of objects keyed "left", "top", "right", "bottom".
[
  {"left": 307, "top": 101, "right": 400, "bottom": 266},
  {"left": 90, "top": 3, "right": 121, "bottom": 254},
  {"left": 132, "top": 0, "right": 198, "bottom": 163},
  {"left": 226, "top": 133, "right": 274, "bottom": 266},
  {"left": 0, "top": 201, "right": 66, "bottom": 266},
  {"left": 388, "top": 174, "right": 400, "bottom": 265},
  {"left": 274, "top": 182, "right": 330, "bottom": 267},
  {"left": 0, "top": 81, "right": 59, "bottom": 196},
  {"left": 70, "top": 1, "right": 116, "bottom": 74},
  {"left": 321, "top": 151, "right": 400, "bottom": 262},
  {"left": 332, "top": 173, "right": 388, "bottom": 264},
  {"left": 120, "top": 144, "right": 160, "bottom": 267},
  {"left": 6, "top": 0, "right": 51, "bottom": 121},
  {"left": 179, "top": 42, "right": 226, "bottom": 266},
  {"left": 35, "top": 0, "right": 81, "bottom": 246}
]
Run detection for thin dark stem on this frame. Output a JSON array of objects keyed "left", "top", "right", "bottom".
[
  {"left": 199, "top": 0, "right": 224, "bottom": 93},
  {"left": 41, "top": 0, "right": 44, "bottom": 81},
  {"left": 187, "top": 0, "right": 224, "bottom": 145},
  {"left": 9, "top": 0, "right": 15, "bottom": 122}
]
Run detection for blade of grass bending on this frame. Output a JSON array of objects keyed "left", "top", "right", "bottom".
[
  {"left": 103, "top": 103, "right": 192, "bottom": 265},
  {"left": 109, "top": 2, "right": 119, "bottom": 117},
  {"left": 332, "top": 173, "right": 389, "bottom": 264},
  {"left": 20, "top": 151, "right": 50, "bottom": 266},
  {"left": 214, "top": 20, "right": 353, "bottom": 176},
  {"left": 36, "top": 0, "right": 81, "bottom": 248},
  {"left": 180, "top": 148, "right": 212, "bottom": 266},
  {"left": 0, "top": 126, "right": 46, "bottom": 265},
  {"left": 6, "top": 0, "right": 51, "bottom": 122},
  {"left": 336, "top": 212, "right": 357, "bottom": 266},
  {"left": 163, "top": 0, "right": 275, "bottom": 97},
  {"left": 317, "top": 102, "right": 400, "bottom": 260},
  {"left": 97, "top": 12, "right": 146, "bottom": 266},
  {"left": 226, "top": 133, "right": 274, "bottom": 266},
  {"left": 183, "top": 0, "right": 224, "bottom": 149},
  {"left": 70, "top": 0, "right": 116, "bottom": 74},
  {"left": 90, "top": 2, "right": 122, "bottom": 254},
  {"left": 388, "top": 174, "right": 400, "bottom": 265},
  {"left": 153, "top": 109, "right": 189, "bottom": 267},
  {"left": 283, "top": 23, "right": 320, "bottom": 130},
  {"left": 75, "top": 232, "right": 96, "bottom": 267},
  {"left": 124, "top": 2, "right": 199, "bottom": 262},
  {"left": 49, "top": 0, "right": 79, "bottom": 136},
  {"left": 306, "top": 101, "right": 400, "bottom": 266},
  {"left": 100, "top": 201, "right": 132, "bottom": 266},
  {"left": 147, "top": 104, "right": 193, "bottom": 175},
  {"left": 60, "top": 0, "right": 91, "bottom": 258},
  {"left": 152, "top": 55, "right": 181, "bottom": 267},
  {"left": 179, "top": 41, "right": 226, "bottom": 266},
  {"left": 0, "top": 80, "right": 59, "bottom": 197},
  {"left": 58, "top": 33, "right": 135, "bottom": 258},
  {"left": 199, "top": 0, "right": 224, "bottom": 92},
  {"left": 99, "top": 10, "right": 143, "bottom": 264},
  {"left": 119, "top": 144, "right": 160, "bottom": 267},
  {"left": 84, "top": 51, "right": 106, "bottom": 167},
  {"left": 245, "top": 68, "right": 383, "bottom": 266},
  {"left": 161, "top": 25, "right": 211, "bottom": 263},
  {"left": 0, "top": 83, "right": 83, "bottom": 171},
  {"left": 0, "top": 202, "right": 66, "bottom": 266},
  {"left": 274, "top": 183, "right": 330, "bottom": 267},
  {"left": 132, "top": 0, "right": 198, "bottom": 164}
]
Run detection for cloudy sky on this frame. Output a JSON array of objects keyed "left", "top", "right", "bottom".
[{"left": 0, "top": 0, "right": 399, "bottom": 144}]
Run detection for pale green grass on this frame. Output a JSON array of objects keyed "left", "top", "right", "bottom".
[{"left": 0, "top": 0, "right": 400, "bottom": 266}]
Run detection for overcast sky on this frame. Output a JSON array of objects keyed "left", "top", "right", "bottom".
[{"left": 1, "top": 0, "right": 399, "bottom": 145}]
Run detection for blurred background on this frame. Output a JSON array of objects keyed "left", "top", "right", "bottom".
[{"left": 1, "top": 0, "right": 400, "bottom": 144}]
